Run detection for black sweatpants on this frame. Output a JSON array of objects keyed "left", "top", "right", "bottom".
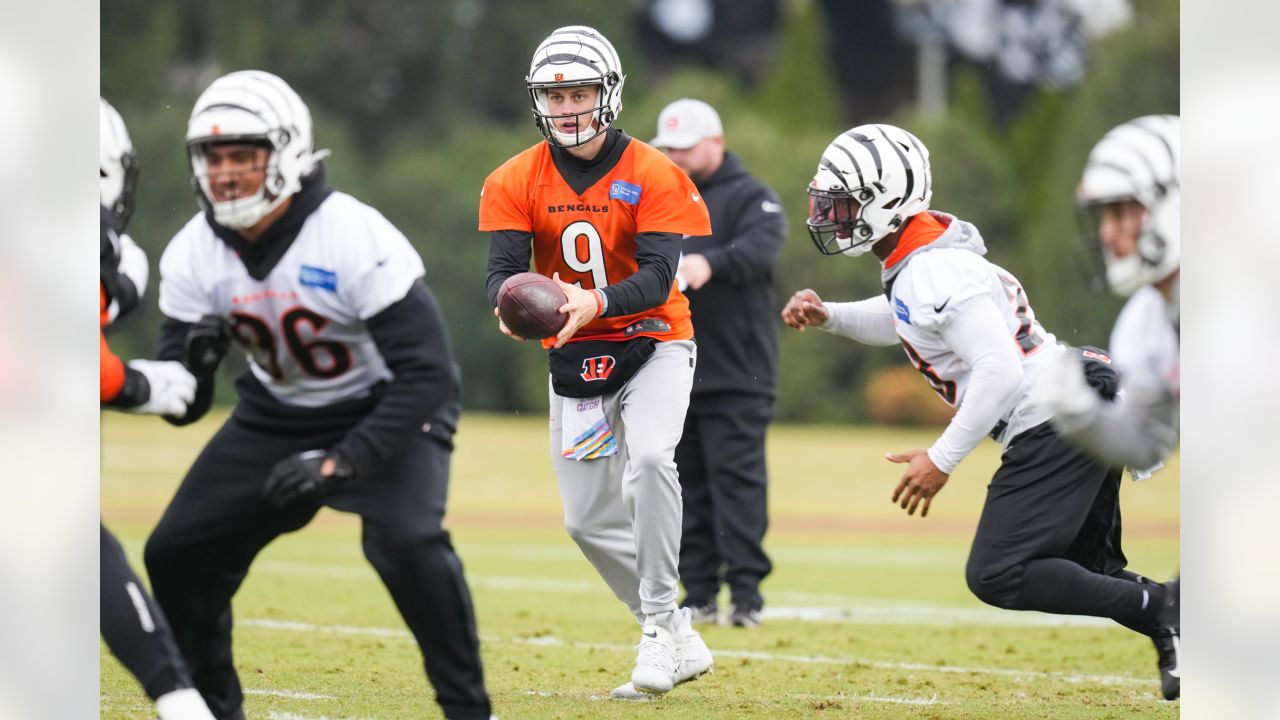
[
  {"left": 965, "top": 422, "right": 1163, "bottom": 635},
  {"left": 101, "top": 523, "right": 193, "bottom": 701},
  {"left": 676, "top": 393, "right": 773, "bottom": 611},
  {"left": 144, "top": 416, "right": 490, "bottom": 720}
]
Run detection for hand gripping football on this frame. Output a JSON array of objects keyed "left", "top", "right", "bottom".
[{"left": 497, "top": 272, "right": 569, "bottom": 339}]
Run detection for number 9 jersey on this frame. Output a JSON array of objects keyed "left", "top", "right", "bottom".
[
  {"left": 158, "top": 192, "right": 425, "bottom": 408},
  {"left": 478, "top": 134, "right": 711, "bottom": 347}
]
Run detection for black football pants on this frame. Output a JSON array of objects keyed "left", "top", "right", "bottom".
[
  {"left": 101, "top": 523, "right": 194, "bottom": 701},
  {"left": 676, "top": 393, "right": 773, "bottom": 612},
  {"left": 144, "top": 416, "right": 491, "bottom": 720},
  {"left": 965, "top": 422, "right": 1165, "bottom": 635}
]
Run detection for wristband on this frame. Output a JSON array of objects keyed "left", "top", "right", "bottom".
[{"left": 593, "top": 289, "right": 606, "bottom": 318}]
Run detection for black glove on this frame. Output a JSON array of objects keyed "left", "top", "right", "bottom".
[
  {"left": 263, "top": 449, "right": 356, "bottom": 509},
  {"left": 183, "top": 314, "right": 234, "bottom": 376}
]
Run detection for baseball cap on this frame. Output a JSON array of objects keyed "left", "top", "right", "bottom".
[{"left": 650, "top": 98, "right": 723, "bottom": 150}]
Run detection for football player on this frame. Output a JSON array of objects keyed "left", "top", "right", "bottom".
[
  {"left": 781, "top": 124, "right": 1176, "bottom": 696},
  {"left": 1036, "top": 115, "right": 1181, "bottom": 700},
  {"left": 479, "top": 26, "right": 714, "bottom": 698},
  {"left": 99, "top": 97, "right": 213, "bottom": 720},
  {"left": 140, "top": 71, "right": 493, "bottom": 720}
]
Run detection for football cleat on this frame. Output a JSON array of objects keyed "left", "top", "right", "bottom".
[
  {"left": 730, "top": 604, "right": 763, "bottom": 629},
  {"left": 609, "top": 682, "right": 654, "bottom": 701},
  {"left": 631, "top": 615, "right": 677, "bottom": 694},
  {"left": 673, "top": 606, "right": 714, "bottom": 684},
  {"left": 1153, "top": 578, "right": 1180, "bottom": 700},
  {"left": 682, "top": 600, "right": 720, "bottom": 625}
]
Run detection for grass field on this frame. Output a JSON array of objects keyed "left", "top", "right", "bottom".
[{"left": 101, "top": 411, "right": 1179, "bottom": 719}]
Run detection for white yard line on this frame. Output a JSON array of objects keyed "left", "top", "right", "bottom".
[
  {"left": 245, "top": 688, "right": 337, "bottom": 700},
  {"left": 241, "top": 618, "right": 1149, "bottom": 687},
  {"left": 248, "top": 561, "right": 1110, "bottom": 628}
]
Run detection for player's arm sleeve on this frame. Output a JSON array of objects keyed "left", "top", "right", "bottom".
[
  {"left": 486, "top": 229, "right": 534, "bottom": 306},
  {"left": 1054, "top": 383, "right": 1178, "bottom": 469},
  {"left": 331, "top": 281, "right": 458, "bottom": 475},
  {"left": 598, "top": 231, "right": 681, "bottom": 317},
  {"left": 699, "top": 185, "right": 787, "bottom": 284},
  {"left": 819, "top": 296, "right": 899, "bottom": 346},
  {"left": 153, "top": 316, "right": 215, "bottom": 426},
  {"left": 926, "top": 297, "right": 1024, "bottom": 473}
]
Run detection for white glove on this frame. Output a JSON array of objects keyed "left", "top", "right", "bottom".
[
  {"left": 125, "top": 360, "right": 197, "bottom": 416},
  {"left": 1030, "top": 348, "right": 1098, "bottom": 433}
]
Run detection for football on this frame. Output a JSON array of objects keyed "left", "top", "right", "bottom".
[{"left": 497, "top": 272, "right": 569, "bottom": 340}]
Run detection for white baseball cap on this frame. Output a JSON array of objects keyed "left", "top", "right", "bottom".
[{"left": 650, "top": 98, "right": 723, "bottom": 150}]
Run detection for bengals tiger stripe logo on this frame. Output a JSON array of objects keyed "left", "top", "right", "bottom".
[{"left": 580, "top": 355, "right": 616, "bottom": 382}]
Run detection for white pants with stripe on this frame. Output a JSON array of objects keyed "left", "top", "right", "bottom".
[{"left": 549, "top": 339, "right": 696, "bottom": 620}]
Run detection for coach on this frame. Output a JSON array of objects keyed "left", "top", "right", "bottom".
[{"left": 652, "top": 99, "right": 787, "bottom": 628}]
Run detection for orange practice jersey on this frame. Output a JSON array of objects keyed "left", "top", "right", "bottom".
[
  {"left": 101, "top": 283, "right": 126, "bottom": 402},
  {"left": 479, "top": 137, "right": 712, "bottom": 348}
]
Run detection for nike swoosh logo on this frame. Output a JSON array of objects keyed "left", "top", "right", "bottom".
[
  {"left": 375, "top": 257, "right": 390, "bottom": 267},
  {"left": 933, "top": 297, "right": 951, "bottom": 313},
  {"left": 642, "top": 630, "right": 657, "bottom": 638}
]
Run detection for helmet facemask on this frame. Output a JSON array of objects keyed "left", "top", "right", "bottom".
[
  {"left": 808, "top": 124, "right": 932, "bottom": 259},
  {"left": 526, "top": 26, "right": 625, "bottom": 148},
  {"left": 807, "top": 185, "right": 879, "bottom": 257},
  {"left": 185, "top": 70, "right": 329, "bottom": 231},
  {"left": 1076, "top": 115, "right": 1180, "bottom": 297}
]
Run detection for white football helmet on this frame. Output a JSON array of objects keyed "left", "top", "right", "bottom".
[
  {"left": 186, "top": 70, "right": 330, "bottom": 229},
  {"left": 1076, "top": 115, "right": 1179, "bottom": 296},
  {"left": 526, "top": 25, "right": 625, "bottom": 147},
  {"left": 100, "top": 98, "right": 140, "bottom": 230},
  {"left": 807, "top": 124, "right": 932, "bottom": 257}
]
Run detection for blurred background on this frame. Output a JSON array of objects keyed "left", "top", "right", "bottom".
[{"left": 101, "top": 0, "right": 1178, "bottom": 424}]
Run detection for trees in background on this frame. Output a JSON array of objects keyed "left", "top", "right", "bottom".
[{"left": 102, "top": 0, "right": 1177, "bottom": 423}]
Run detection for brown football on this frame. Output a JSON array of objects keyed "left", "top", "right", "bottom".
[{"left": 497, "top": 272, "right": 569, "bottom": 340}]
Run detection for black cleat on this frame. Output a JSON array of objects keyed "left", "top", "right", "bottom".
[
  {"left": 1152, "top": 578, "right": 1180, "bottom": 700},
  {"left": 729, "top": 604, "right": 762, "bottom": 629},
  {"left": 681, "top": 600, "right": 719, "bottom": 625}
]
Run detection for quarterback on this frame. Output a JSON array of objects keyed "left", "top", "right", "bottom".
[
  {"left": 782, "top": 123, "right": 1177, "bottom": 698},
  {"left": 479, "top": 25, "right": 714, "bottom": 698},
  {"left": 141, "top": 71, "right": 493, "bottom": 720}
]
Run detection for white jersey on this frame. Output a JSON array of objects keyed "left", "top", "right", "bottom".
[
  {"left": 1110, "top": 285, "right": 1179, "bottom": 402},
  {"left": 889, "top": 247, "right": 1062, "bottom": 444},
  {"left": 159, "top": 192, "right": 425, "bottom": 408}
]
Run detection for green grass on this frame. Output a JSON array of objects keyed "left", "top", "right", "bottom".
[{"left": 102, "top": 411, "right": 1179, "bottom": 719}]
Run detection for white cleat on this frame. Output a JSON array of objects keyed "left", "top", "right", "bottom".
[
  {"left": 609, "top": 681, "right": 655, "bottom": 701},
  {"left": 630, "top": 614, "right": 678, "bottom": 694},
  {"left": 673, "top": 606, "right": 714, "bottom": 685}
]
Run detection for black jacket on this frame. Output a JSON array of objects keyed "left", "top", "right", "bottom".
[{"left": 683, "top": 152, "right": 787, "bottom": 398}]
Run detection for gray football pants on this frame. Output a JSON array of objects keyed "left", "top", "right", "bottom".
[{"left": 549, "top": 339, "right": 696, "bottom": 621}]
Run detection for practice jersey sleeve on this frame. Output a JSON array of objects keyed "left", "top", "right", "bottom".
[
  {"left": 635, "top": 157, "right": 712, "bottom": 237},
  {"left": 100, "top": 286, "right": 125, "bottom": 402},
  {"left": 158, "top": 221, "right": 218, "bottom": 323},
  {"left": 335, "top": 203, "right": 426, "bottom": 320},
  {"left": 898, "top": 250, "right": 992, "bottom": 332},
  {"left": 478, "top": 155, "right": 535, "bottom": 232}
]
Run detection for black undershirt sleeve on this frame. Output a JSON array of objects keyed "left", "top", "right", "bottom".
[
  {"left": 155, "top": 316, "right": 216, "bottom": 427},
  {"left": 331, "top": 281, "right": 459, "bottom": 476},
  {"left": 598, "top": 231, "right": 681, "bottom": 317},
  {"left": 486, "top": 229, "right": 534, "bottom": 307}
]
